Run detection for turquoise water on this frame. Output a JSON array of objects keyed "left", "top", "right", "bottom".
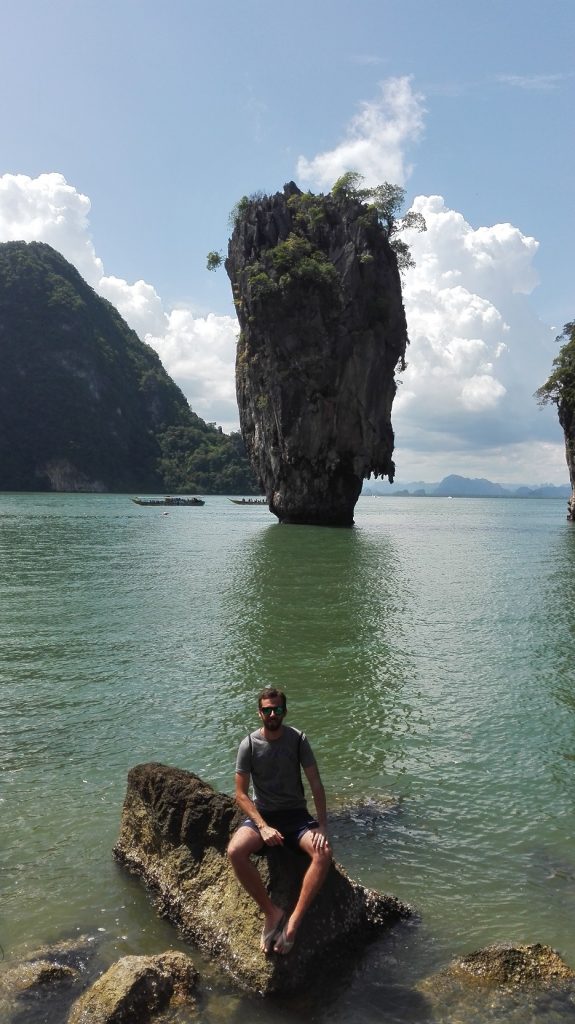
[{"left": 2, "top": 493, "right": 575, "bottom": 1021}]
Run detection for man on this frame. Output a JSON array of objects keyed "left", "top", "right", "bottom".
[{"left": 227, "top": 687, "right": 331, "bottom": 955}]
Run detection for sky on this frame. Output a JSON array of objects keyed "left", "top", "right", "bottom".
[{"left": 0, "top": 0, "right": 573, "bottom": 485}]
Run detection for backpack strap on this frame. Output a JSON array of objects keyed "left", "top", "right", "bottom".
[{"left": 296, "top": 729, "right": 305, "bottom": 796}]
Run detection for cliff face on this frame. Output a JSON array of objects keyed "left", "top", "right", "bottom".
[
  {"left": 558, "top": 400, "right": 575, "bottom": 519},
  {"left": 226, "top": 182, "right": 408, "bottom": 525},
  {"left": 536, "top": 321, "right": 575, "bottom": 521}
]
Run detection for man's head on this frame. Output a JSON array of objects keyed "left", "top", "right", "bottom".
[{"left": 258, "top": 687, "right": 287, "bottom": 732}]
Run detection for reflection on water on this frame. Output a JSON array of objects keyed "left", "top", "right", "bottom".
[
  {"left": 220, "top": 522, "right": 420, "bottom": 794},
  {"left": 538, "top": 528, "right": 575, "bottom": 717}
]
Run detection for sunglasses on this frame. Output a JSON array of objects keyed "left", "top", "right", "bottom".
[{"left": 259, "top": 706, "right": 285, "bottom": 717}]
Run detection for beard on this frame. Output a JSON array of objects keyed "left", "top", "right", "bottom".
[{"left": 264, "top": 717, "right": 282, "bottom": 731}]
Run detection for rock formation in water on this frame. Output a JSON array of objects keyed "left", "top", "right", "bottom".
[
  {"left": 0, "top": 939, "right": 199, "bottom": 1024},
  {"left": 0, "top": 935, "right": 96, "bottom": 1023},
  {"left": 68, "top": 952, "right": 199, "bottom": 1024},
  {"left": 418, "top": 943, "right": 575, "bottom": 1022},
  {"left": 536, "top": 320, "right": 575, "bottom": 520},
  {"left": 113, "top": 763, "right": 412, "bottom": 995},
  {"left": 559, "top": 401, "right": 575, "bottom": 520},
  {"left": 225, "top": 182, "right": 408, "bottom": 525},
  {"left": 0, "top": 241, "right": 256, "bottom": 493}
]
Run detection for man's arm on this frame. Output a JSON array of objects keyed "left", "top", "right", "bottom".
[
  {"left": 303, "top": 763, "right": 330, "bottom": 849},
  {"left": 234, "top": 771, "right": 284, "bottom": 845}
]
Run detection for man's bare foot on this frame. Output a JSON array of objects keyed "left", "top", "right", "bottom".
[
  {"left": 273, "top": 923, "right": 296, "bottom": 955},
  {"left": 260, "top": 906, "right": 285, "bottom": 953}
]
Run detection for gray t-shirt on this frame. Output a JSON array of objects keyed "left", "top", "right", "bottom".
[{"left": 235, "top": 725, "right": 316, "bottom": 812}]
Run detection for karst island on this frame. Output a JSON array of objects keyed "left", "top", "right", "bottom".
[{"left": 212, "top": 174, "right": 418, "bottom": 526}]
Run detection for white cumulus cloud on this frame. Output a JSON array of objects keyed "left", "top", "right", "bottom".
[
  {"left": 394, "top": 194, "right": 561, "bottom": 480},
  {"left": 297, "top": 76, "right": 425, "bottom": 190},
  {"left": 146, "top": 310, "right": 239, "bottom": 428},
  {"left": 0, "top": 172, "right": 103, "bottom": 285}
]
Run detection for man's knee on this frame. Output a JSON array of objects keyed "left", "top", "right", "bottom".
[
  {"left": 227, "top": 835, "right": 243, "bottom": 865},
  {"left": 227, "top": 827, "right": 260, "bottom": 865}
]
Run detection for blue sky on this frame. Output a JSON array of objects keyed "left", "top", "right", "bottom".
[{"left": 1, "top": 0, "right": 573, "bottom": 483}]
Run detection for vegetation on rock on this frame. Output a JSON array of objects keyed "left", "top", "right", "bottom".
[
  {"left": 0, "top": 241, "right": 257, "bottom": 493},
  {"left": 331, "top": 171, "right": 426, "bottom": 270},
  {"left": 207, "top": 173, "right": 424, "bottom": 274},
  {"left": 537, "top": 320, "right": 575, "bottom": 518},
  {"left": 536, "top": 321, "right": 575, "bottom": 409}
]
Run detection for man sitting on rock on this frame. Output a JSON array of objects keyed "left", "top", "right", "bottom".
[{"left": 227, "top": 687, "right": 332, "bottom": 955}]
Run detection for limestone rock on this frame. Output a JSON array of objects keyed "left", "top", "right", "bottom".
[
  {"left": 417, "top": 943, "right": 575, "bottom": 1023},
  {"left": 225, "top": 183, "right": 408, "bottom": 525},
  {"left": 448, "top": 943, "right": 575, "bottom": 987},
  {"left": 0, "top": 958, "right": 79, "bottom": 997},
  {"left": 0, "top": 936, "right": 94, "bottom": 1023},
  {"left": 113, "top": 763, "right": 412, "bottom": 995},
  {"left": 419, "top": 942, "right": 575, "bottom": 1000},
  {"left": 68, "top": 951, "right": 198, "bottom": 1024},
  {"left": 558, "top": 401, "right": 575, "bottom": 520}
]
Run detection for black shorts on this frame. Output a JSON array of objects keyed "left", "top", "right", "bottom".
[{"left": 243, "top": 808, "right": 319, "bottom": 850}]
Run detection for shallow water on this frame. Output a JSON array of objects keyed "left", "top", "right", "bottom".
[{"left": 2, "top": 493, "right": 575, "bottom": 1021}]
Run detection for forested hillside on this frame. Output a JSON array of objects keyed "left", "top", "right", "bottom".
[{"left": 0, "top": 241, "right": 257, "bottom": 493}]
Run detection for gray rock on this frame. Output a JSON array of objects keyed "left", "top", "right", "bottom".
[
  {"left": 415, "top": 937, "right": 572, "bottom": 995},
  {"left": 417, "top": 943, "right": 575, "bottom": 1023},
  {"left": 113, "top": 763, "right": 412, "bottom": 995},
  {"left": 448, "top": 943, "right": 575, "bottom": 986},
  {"left": 0, "top": 958, "right": 79, "bottom": 997},
  {"left": 556, "top": 391, "right": 575, "bottom": 519},
  {"left": 0, "top": 938, "right": 92, "bottom": 1024},
  {"left": 225, "top": 182, "right": 408, "bottom": 526},
  {"left": 67, "top": 951, "right": 198, "bottom": 1024}
]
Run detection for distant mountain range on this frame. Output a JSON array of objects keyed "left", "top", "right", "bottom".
[{"left": 363, "top": 474, "right": 572, "bottom": 499}]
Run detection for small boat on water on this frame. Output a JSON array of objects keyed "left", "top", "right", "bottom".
[
  {"left": 228, "top": 497, "right": 267, "bottom": 506},
  {"left": 131, "top": 496, "right": 205, "bottom": 507}
]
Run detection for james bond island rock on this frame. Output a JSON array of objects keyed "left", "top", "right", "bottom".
[
  {"left": 113, "top": 763, "right": 412, "bottom": 996},
  {"left": 225, "top": 182, "right": 409, "bottom": 526}
]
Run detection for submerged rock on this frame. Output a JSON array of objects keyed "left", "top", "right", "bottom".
[
  {"left": 0, "top": 959, "right": 79, "bottom": 997},
  {"left": 225, "top": 183, "right": 408, "bottom": 526},
  {"left": 68, "top": 951, "right": 198, "bottom": 1024},
  {"left": 417, "top": 943, "right": 575, "bottom": 1023},
  {"left": 113, "top": 763, "right": 412, "bottom": 995},
  {"left": 0, "top": 935, "right": 95, "bottom": 1023},
  {"left": 447, "top": 943, "right": 575, "bottom": 987}
]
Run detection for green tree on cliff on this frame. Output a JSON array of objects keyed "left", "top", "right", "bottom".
[
  {"left": 206, "top": 250, "right": 223, "bottom": 271},
  {"left": 536, "top": 321, "right": 575, "bottom": 408},
  {"left": 332, "top": 171, "right": 426, "bottom": 270},
  {"left": 207, "top": 177, "right": 425, "bottom": 273}
]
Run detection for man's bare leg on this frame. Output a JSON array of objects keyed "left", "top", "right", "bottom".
[
  {"left": 275, "top": 830, "right": 332, "bottom": 952},
  {"left": 227, "top": 827, "right": 284, "bottom": 944}
]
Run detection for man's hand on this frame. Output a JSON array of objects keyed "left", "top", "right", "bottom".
[
  {"left": 259, "top": 824, "right": 284, "bottom": 846},
  {"left": 310, "top": 826, "right": 330, "bottom": 851}
]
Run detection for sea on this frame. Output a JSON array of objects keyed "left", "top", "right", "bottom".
[{"left": 2, "top": 493, "right": 575, "bottom": 1023}]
